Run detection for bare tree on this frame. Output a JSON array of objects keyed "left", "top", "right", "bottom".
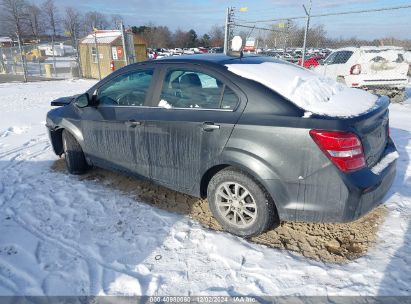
[
  {"left": 110, "top": 14, "right": 123, "bottom": 29},
  {"left": 209, "top": 24, "right": 224, "bottom": 47},
  {"left": 132, "top": 23, "right": 173, "bottom": 48},
  {"left": 173, "top": 29, "right": 190, "bottom": 48},
  {"left": 0, "top": 0, "right": 28, "bottom": 40},
  {"left": 84, "top": 11, "right": 109, "bottom": 31},
  {"left": 25, "top": 2, "right": 42, "bottom": 40},
  {"left": 63, "top": 7, "right": 81, "bottom": 47},
  {"left": 42, "top": 0, "right": 58, "bottom": 38},
  {"left": 42, "top": 0, "right": 58, "bottom": 76},
  {"left": 1, "top": 0, "right": 28, "bottom": 80}
]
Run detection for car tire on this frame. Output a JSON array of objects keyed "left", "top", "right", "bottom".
[
  {"left": 62, "top": 130, "right": 89, "bottom": 175},
  {"left": 207, "top": 168, "right": 278, "bottom": 237}
]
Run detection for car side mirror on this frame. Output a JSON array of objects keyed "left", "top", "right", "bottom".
[{"left": 74, "top": 93, "right": 90, "bottom": 108}]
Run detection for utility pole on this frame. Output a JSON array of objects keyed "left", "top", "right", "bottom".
[
  {"left": 224, "top": 7, "right": 235, "bottom": 54},
  {"left": 301, "top": 0, "right": 312, "bottom": 67},
  {"left": 73, "top": 30, "right": 82, "bottom": 78},
  {"left": 51, "top": 34, "right": 57, "bottom": 77},
  {"left": 224, "top": 7, "right": 230, "bottom": 54},
  {"left": 284, "top": 19, "right": 291, "bottom": 52},
  {"left": 93, "top": 29, "right": 102, "bottom": 80},
  {"left": 120, "top": 22, "right": 129, "bottom": 65},
  {"left": 16, "top": 31, "right": 27, "bottom": 82}
]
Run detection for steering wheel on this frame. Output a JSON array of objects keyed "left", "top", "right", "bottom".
[{"left": 117, "top": 92, "right": 135, "bottom": 106}]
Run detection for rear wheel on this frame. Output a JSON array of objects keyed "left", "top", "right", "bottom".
[
  {"left": 207, "top": 168, "right": 278, "bottom": 237},
  {"left": 62, "top": 130, "right": 89, "bottom": 174}
]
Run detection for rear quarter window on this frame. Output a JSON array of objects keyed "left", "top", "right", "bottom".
[{"left": 325, "top": 51, "right": 353, "bottom": 64}]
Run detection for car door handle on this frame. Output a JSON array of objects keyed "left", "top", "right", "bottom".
[
  {"left": 202, "top": 122, "right": 220, "bottom": 132},
  {"left": 125, "top": 120, "right": 143, "bottom": 128}
]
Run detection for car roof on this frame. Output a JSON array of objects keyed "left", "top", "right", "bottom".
[
  {"left": 333, "top": 46, "right": 405, "bottom": 52},
  {"left": 152, "top": 53, "right": 284, "bottom": 66}
]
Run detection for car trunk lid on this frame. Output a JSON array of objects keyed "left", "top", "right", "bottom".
[{"left": 350, "top": 96, "right": 390, "bottom": 167}]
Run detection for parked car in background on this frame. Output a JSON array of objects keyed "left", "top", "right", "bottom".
[
  {"left": 404, "top": 50, "right": 411, "bottom": 76},
  {"left": 147, "top": 49, "right": 158, "bottom": 60},
  {"left": 280, "top": 53, "right": 296, "bottom": 62},
  {"left": 183, "top": 48, "right": 195, "bottom": 55},
  {"left": 197, "top": 47, "right": 209, "bottom": 54},
  {"left": 314, "top": 46, "right": 409, "bottom": 100},
  {"left": 209, "top": 47, "right": 223, "bottom": 53},
  {"left": 171, "top": 48, "right": 183, "bottom": 55},
  {"left": 46, "top": 54, "right": 397, "bottom": 237},
  {"left": 297, "top": 55, "right": 323, "bottom": 69},
  {"left": 156, "top": 48, "right": 173, "bottom": 57}
]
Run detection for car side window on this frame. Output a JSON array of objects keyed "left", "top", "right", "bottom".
[
  {"left": 157, "top": 69, "right": 239, "bottom": 110},
  {"left": 324, "top": 51, "right": 353, "bottom": 65},
  {"left": 97, "top": 69, "right": 153, "bottom": 106}
]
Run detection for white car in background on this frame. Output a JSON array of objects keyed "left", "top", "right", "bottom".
[
  {"left": 171, "top": 48, "right": 183, "bottom": 55},
  {"left": 404, "top": 50, "right": 411, "bottom": 76},
  {"left": 314, "top": 46, "right": 409, "bottom": 100}
]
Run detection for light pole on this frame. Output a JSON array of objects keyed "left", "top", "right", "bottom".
[{"left": 301, "top": 0, "right": 312, "bottom": 67}]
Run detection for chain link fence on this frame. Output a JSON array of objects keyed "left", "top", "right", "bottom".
[
  {"left": 0, "top": 39, "right": 81, "bottom": 82},
  {"left": 0, "top": 30, "right": 146, "bottom": 83},
  {"left": 229, "top": 5, "right": 411, "bottom": 102}
]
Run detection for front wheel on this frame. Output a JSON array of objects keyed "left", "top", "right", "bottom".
[
  {"left": 207, "top": 168, "right": 278, "bottom": 237},
  {"left": 62, "top": 130, "right": 89, "bottom": 174}
]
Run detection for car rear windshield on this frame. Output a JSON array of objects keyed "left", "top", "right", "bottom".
[{"left": 324, "top": 51, "right": 353, "bottom": 65}]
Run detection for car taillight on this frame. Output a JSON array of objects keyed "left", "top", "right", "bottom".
[
  {"left": 310, "top": 130, "right": 366, "bottom": 172},
  {"left": 350, "top": 64, "right": 361, "bottom": 75}
]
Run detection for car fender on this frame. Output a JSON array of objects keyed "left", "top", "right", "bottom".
[
  {"left": 220, "top": 147, "right": 290, "bottom": 215},
  {"left": 50, "top": 118, "right": 85, "bottom": 153}
]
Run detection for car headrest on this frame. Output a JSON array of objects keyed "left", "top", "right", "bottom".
[
  {"left": 171, "top": 77, "right": 180, "bottom": 89},
  {"left": 179, "top": 73, "right": 202, "bottom": 89}
]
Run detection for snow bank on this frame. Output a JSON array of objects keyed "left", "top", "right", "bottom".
[{"left": 225, "top": 62, "right": 379, "bottom": 117}]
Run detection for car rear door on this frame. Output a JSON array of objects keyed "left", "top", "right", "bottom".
[
  {"left": 142, "top": 63, "right": 247, "bottom": 193},
  {"left": 80, "top": 66, "right": 157, "bottom": 176}
]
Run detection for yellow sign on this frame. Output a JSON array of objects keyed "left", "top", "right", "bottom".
[
  {"left": 239, "top": 7, "right": 248, "bottom": 12},
  {"left": 278, "top": 23, "right": 285, "bottom": 29}
]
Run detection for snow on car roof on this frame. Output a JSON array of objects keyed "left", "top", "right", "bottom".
[
  {"left": 333, "top": 46, "right": 405, "bottom": 52},
  {"left": 225, "top": 61, "right": 378, "bottom": 117}
]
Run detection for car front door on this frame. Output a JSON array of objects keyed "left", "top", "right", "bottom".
[
  {"left": 142, "top": 64, "right": 247, "bottom": 193},
  {"left": 80, "top": 67, "right": 156, "bottom": 176}
]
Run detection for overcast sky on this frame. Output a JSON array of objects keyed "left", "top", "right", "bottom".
[{"left": 34, "top": 0, "right": 411, "bottom": 39}]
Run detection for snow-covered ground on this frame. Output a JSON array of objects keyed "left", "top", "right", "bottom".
[{"left": 0, "top": 80, "right": 410, "bottom": 296}]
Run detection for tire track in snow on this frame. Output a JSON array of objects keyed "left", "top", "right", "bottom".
[
  {"left": 0, "top": 139, "right": 49, "bottom": 159},
  {"left": 1, "top": 161, "right": 160, "bottom": 296},
  {"left": 7, "top": 210, "right": 154, "bottom": 295}
]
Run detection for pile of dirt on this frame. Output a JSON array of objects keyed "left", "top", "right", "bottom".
[{"left": 52, "top": 159, "right": 387, "bottom": 263}]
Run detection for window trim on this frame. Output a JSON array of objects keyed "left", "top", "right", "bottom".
[
  {"left": 92, "top": 104, "right": 234, "bottom": 112},
  {"left": 149, "top": 65, "right": 241, "bottom": 112},
  {"left": 91, "top": 47, "right": 97, "bottom": 64}
]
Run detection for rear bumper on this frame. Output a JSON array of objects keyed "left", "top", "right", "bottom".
[
  {"left": 272, "top": 139, "right": 397, "bottom": 223},
  {"left": 340, "top": 139, "right": 397, "bottom": 222},
  {"left": 344, "top": 75, "right": 409, "bottom": 89}
]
